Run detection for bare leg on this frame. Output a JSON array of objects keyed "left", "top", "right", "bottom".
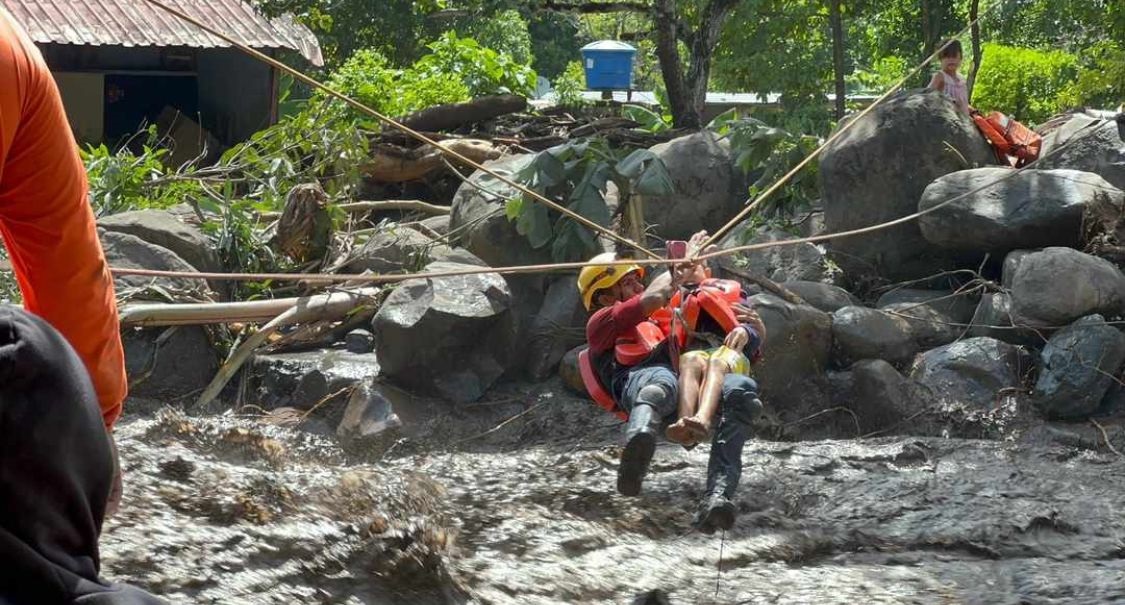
[
  {"left": 682, "top": 356, "right": 731, "bottom": 441},
  {"left": 666, "top": 354, "right": 705, "bottom": 445}
]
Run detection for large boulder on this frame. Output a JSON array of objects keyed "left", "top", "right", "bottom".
[
  {"left": 638, "top": 131, "right": 746, "bottom": 241},
  {"left": 717, "top": 226, "right": 831, "bottom": 284},
  {"left": 526, "top": 276, "right": 588, "bottom": 381},
  {"left": 371, "top": 260, "right": 518, "bottom": 402},
  {"left": 745, "top": 294, "right": 833, "bottom": 412},
  {"left": 1009, "top": 247, "right": 1125, "bottom": 327},
  {"left": 99, "top": 230, "right": 214, "bottom": 298},
  {"left": 968, "top": 293, "right": 1042, "bottom": 347},
  {"left": 1032, "top": 315, "right": 1125, "bottom": 419},
  {"left": 1037, "top": 113, "right": 1125, "bottom": 190},
  {"left": 876, "top": 288, "right": 978, "bottom": 323},
  {"left": 838, "top": 359, "right": 929, "bottom": 435},
  {"left": 243, "top": 349, "right": 381, "bottom": 411},
  {"left": 909, "top": 337, "right": 1027, "bottom": 409},
  {"left": 122, "top": 325, "right": 218, "bottom": 403},
  {"left": 98, "top": 209, "right": 221, "bottom": 273},
  {"left": 342, "top": 227, "right": 450, "bottom": 274},
  {"left": 832, "top": 306, "right": 918, "bottom": 367},
  {"left": 780, "top": 281, "right": 858, "bottom": 313},
  {"left": 918, "top": 168, "right": 1124, "bottom": 253},
  {"left": 818, "top": 90, "right": 995, "bottom": 281},
  {"left": 881, "top": 303, "right": 960, "bottom": 349},
  {"left": 448, "top": 153, "right": 553, "bottom": 268}
]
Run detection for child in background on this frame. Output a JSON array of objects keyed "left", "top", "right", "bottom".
[{"left": 928, "top": 39, "right": 970, "bottom": 115}]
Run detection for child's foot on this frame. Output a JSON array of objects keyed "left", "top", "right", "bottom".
[
  {"left": 681, "top": 416, "right": 712, "bottom": 442},
  {"left": 665, "top": 420, "right": 697, "bottom": 445}
]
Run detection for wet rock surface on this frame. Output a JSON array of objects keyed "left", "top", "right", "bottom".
[{"left": 101, "top": 393, "right": 1125, "bottom": 605}]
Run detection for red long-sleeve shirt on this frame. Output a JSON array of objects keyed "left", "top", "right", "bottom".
[{"left": 0, "top": 8, "right": 128, "bottom": 427}]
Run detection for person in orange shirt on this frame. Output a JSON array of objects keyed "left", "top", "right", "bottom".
[{"left": 0, "top": 7, "right": 159, "bottom": 604}]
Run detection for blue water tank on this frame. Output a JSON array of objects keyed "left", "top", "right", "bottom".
[{"left": 580, "top": 40, "right": 636, "bottom": 90}]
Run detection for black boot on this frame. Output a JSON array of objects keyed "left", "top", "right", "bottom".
[
  {"left": 693, "top": 492, "right": 736, "bottom": 535},
  {"left": 617, "top": 403, "right": 659, "bottom": 496}
]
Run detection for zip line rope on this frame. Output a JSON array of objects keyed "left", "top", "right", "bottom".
[
  {"left": 112, "top": 0, "right": 1109, "bottom": 290},
  {"left": 108, "top": 116, "right": 1104, "bottom": 286},
  {"left": 136, "top": 0, "right": 662, "bottom": 260},
  {"left": 698, "top": 0, "right": 1005, "bottom": 251}
]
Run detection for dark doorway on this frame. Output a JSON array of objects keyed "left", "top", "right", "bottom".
[{"left": 103, "top": 74, "right": 198, "bottom": 149}]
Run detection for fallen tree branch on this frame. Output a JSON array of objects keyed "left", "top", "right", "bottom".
[
  {"left": 400, "top": 94, "right": 527, "bottom": 133},
  {"left": 259, "top": 200, "right": 451, "bottom": 222},
  {"left": 718, "top": 264, "right": 806, "bottom": 305},
  {"left": 193, "top": 287, "right": 381, "bottom": 410},
  {"left": 361, "top": 139, "right": 506, "bottom": 183},
  {"left": 120, "top": 296, "right": 311, "bottom": 326},
  {"left": 1091, "top": 419, "right": 1124, "bottom": 458}
]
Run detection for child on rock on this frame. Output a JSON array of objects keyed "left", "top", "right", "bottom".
[{"left": 928, "top": 39, "right": 971, "bottom": 115}]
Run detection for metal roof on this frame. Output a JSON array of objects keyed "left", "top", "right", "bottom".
[{"left": 1, "top": 0, "right": 323, "bottom": 66}]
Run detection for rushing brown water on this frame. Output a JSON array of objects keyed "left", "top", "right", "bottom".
[{"left": 101, "top": 387, "right": 1125, "bottom": 604}]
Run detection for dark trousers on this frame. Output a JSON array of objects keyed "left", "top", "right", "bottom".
[
  {"left": 618, "top": 363, "right": 761, "bottom": 498},
  {"left": 0, "top": 306, "right": 163, "bottom": 604}
]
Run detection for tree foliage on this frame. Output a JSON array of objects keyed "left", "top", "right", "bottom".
[{"left": 971, "top": 42, "right": 1078, "bottom": 123}]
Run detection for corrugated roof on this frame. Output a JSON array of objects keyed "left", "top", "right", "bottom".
[{"left": 1, "top": 0, "right": 323, "bottom": 66}]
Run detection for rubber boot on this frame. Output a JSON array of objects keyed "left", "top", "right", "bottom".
[
  {"left": 693, "top": 396, "right": 755, "bottom": 533},
  {"left": 617, "top": 403, "right": 659, "bottom": 497}
]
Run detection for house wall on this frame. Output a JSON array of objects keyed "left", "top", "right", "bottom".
[
  {"left": 40, "top": 44, "right": 278, "bottom": 149},
  {"left": 196, "top": 49, "right": 276, "bottom": 145}
]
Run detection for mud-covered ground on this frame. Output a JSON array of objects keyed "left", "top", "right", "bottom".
[{"left": 102, "top": 383, "right": 1125, "bottom": 605}]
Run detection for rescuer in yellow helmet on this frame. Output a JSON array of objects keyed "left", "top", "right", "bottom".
[{"left": 575, "top": 232, "right": 767, "bottom": 534}]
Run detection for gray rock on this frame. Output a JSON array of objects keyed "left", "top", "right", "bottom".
[
  {"left": 342, "top": 227, "right": 450, "bottom": 274},
  {"left": 1032, "top": 315, "right": 1125, "bottom": 419},
  {"left": 780, "top": 281, "right": 859, "bottom": 313},
  {"left": 371, "top": 260, "right": 518, "bottom": 402},
  {"left": 832, "top": 306, "right": 919, "bottom": 366},
  {"left": 122, "top": 325, "right": 218, "bottom": 402},
  {"left": 1001, "top": 250, "right": 1036, "bottom": 290},
  {"left": 918, "top": 168, "right": 1124, "bottom": 253},
  {"left": 1037, "top": 114, "right": 1125, "bottom": 190},
  {"left": 419, "top": 214, "right": 451, "bottom": 236},
  {"left": 640, "top": 131, "right": 747, "bottom": 241},
  {"left": 1009, "top": 247, "right": 1125, "bottom": 327},
  {"left": 745, "top": 294, "right": 833, "bottom": 412},
  {"left": 910, "top": 337, "right": 1027, "bottom": 409},
  {"left": 430, "top": 247, "right": 489, "bottom": 267},
  {"left": 717, "top": 226, "right": 830, "bottom": 284},
  {"left": 881, "top": 303, "right": 960, "bottom": 349},
  {"left": 819, "top": 90, "right": 995, "bottom": 281},
  {"left": 100, "top": 230, "right": 214, "bottom": 298},
  {"left": 244, "top": 348, "right": 381, "bottom": 411},
  {"left": 345, "top": 329, "right": 375, "bottom": 354},
  {"left": 526, "top": 276, "right": 588, "bottom": 381},
  {"left": 559, "top": 345, "right": 586, "bottom": 396},
  {"left": 968, "top": 292, "right": 1043, "bottom": 347},
  {"left": 336, "top": 379, "right": 406, "bottom": 451},
  {"left": 876, "top": 288, "right": 978, "bottom": 323},
  {"left": 98, "top": 209, "right": 221, "bottom": 273},
  {"left": 844, "top": 359, "right": 928, "bottom": 435},
  {"left": 449, "top": 154, "right": 555, "bottom": 268}
]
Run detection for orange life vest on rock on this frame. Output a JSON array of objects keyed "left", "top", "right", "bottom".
[{"left": 972, "top": 110, "right": 1042, "bottom": 168}]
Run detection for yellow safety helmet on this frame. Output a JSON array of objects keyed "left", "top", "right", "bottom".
[{"left": 577, "top": 252, "right": 645, "bottom": 311}]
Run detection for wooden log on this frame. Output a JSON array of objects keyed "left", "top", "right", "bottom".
[
  {"left": 361, "top": 139, "right": 505, "bottom": 183},
  {"left": 400, "top": 94, "right": 527, "bottom": 133}
]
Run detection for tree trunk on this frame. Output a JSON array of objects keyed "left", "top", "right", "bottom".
[
  {"left": 652, "top": 0, "right": 695, "bottom": 128},
  {"left": 682, "top": 0, "right": 740, "bottom": 128},
  {"left": 967, "top": 0, "right": 982, "bottom": 101},
  {"left": 829, "top": 0, "right": 846, "bottom": 121}
]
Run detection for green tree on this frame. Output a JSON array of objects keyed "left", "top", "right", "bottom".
[{"left": 972, "top": 42, "right": 1078, "bottom": 123}]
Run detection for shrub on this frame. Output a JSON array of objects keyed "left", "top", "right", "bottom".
[{"left": 971, "top": 42, "right": 1079, "bottom": 124}]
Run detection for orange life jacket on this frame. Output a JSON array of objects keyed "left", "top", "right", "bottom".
[
  {"left": 577, "top": 348, "right": 629, "bottom": 420},
  {"left": 972, "top": 110, "right": 1042, "bottom": 168},
  {"left": 664, "top": 278, "right": 743, "bottom": 349}
]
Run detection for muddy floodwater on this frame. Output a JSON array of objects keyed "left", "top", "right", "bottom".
[{"left": 102, "top": 386, "right": 1125, "bottom": 604}]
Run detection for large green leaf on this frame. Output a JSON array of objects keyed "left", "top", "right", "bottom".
[
  {"left": 516, "top": 198, "right": 553, "bottom": 249},
  {"left": 623, "top": 104, "right": 671, "bottom": 133}
]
